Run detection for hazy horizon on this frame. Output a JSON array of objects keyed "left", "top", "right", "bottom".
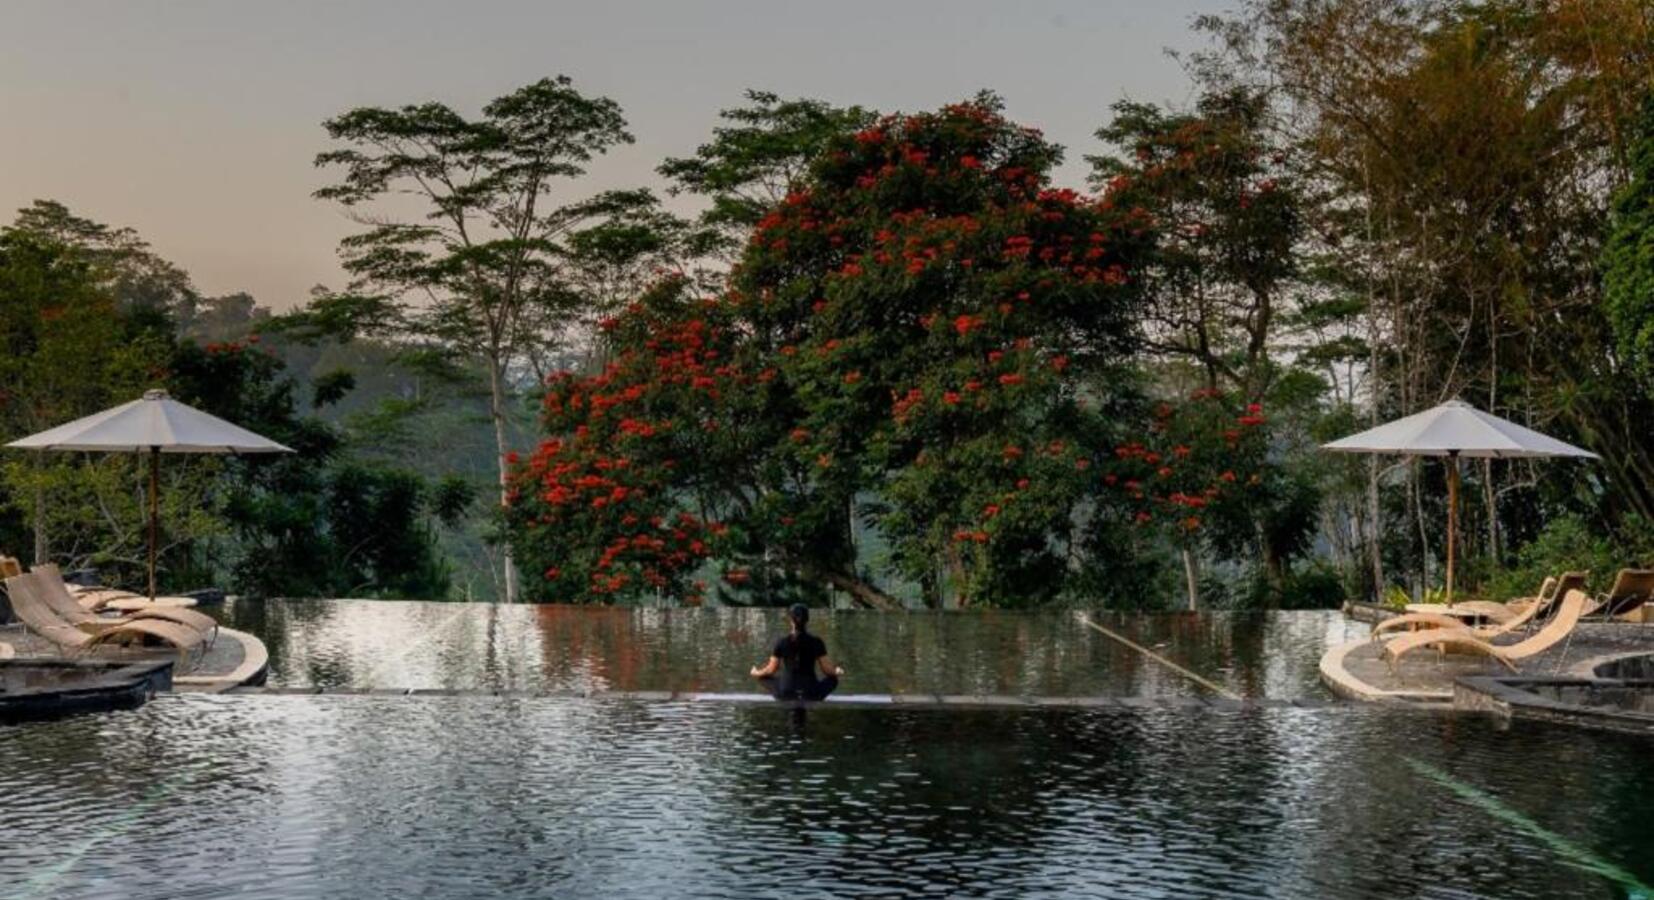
[{"left": 2, "top": 0, "right": 1228, "bottom": 310}]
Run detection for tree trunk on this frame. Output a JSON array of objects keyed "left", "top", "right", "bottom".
[
  {"left": 1366, "top": 455, "right": 1384, "bottom": 599},
  {"left": 32, "top": 478, "right": 46, "bottom": 566},
  {"left": 1181, "top": 545, "right": 1199, "bottom": 612},
  {"left": 486, "top": 354, "right": 520, "bottom": 604},
  {"left": 919, "top": 567, "right": 941, "bottom": 610},
  {"left": 1482, "top": 457, "right": 1498, "bottom": 569},
  {"left": 818, "top": 569, "right": 901, "bottom": 610}
]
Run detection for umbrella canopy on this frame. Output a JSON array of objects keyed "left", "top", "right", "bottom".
[
  {"left": 9, "top": 389, "right": 293, "bottom": 454},
  {"left": 7, "top": 389, "right": 293, "bottom": 600},
  {"left": 1322, "top": 400, "right": 1596, "bottom": 602},
  {"left": 1322, "top": 400, "right": 1597, "bottom": 460}
]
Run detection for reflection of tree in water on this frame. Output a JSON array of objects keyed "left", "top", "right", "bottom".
[
  {"left": 224, "top": 597, "right": 348, "bottom": 686},
  {"left": 697, "top": 707, "right": 1148, "bottom": 893},
  {"left": 531, "top": 606, "right": 792, "bottom": 692},
  {"left": 240, "top": 601, "right": 1355, "bottom": 697},
  {"left": 690, "top": 706, "right": 1366, "bottom": 894},
  {"left": 6, "top": 698, "right": 1654, "bottom": 896},
  {"left": 685, "top": 704, "right": 1654, "bottom": 896}
]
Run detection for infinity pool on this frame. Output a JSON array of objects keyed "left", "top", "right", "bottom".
[
  {"left": 3, "top": 603, "right": 1652, "bottom": 899},
  {"left": 217, "top": 600, "right": 1366, "bottom": 697}
]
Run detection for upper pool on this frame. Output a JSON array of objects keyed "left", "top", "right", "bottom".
[{"left": 218, "top": 600, "right": 1367, "bottom": 698}]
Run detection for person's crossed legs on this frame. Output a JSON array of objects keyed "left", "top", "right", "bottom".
[{"left": 757, "top": 674, "right": 838, "bottom": 701}]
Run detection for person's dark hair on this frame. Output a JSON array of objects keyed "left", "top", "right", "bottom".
[{"left": 784, "top": 604, "right": 810, "bottom": 663}]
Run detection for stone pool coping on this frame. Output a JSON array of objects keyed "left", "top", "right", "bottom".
[
  {"left": 173, "top": 627, "right": 267, "bottom": 694},
  {"left": 226, "top": 686, "right": 1347, "bottom": 710},
  {"left": 1318, "top": 638, "right": 1456, "bottom": 705},
  {"left": 1321, "top": 619, "right": 1654, "bottom": 707},
  {"left": 0, "top": 624, "right": 268, "bottom": 695},
  {"left": 1453, "top": 674, "right": 1654, "bottom": 737}
]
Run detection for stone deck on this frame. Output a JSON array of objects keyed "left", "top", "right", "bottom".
[
  {"left": 0, "top": 621, "right": 266, "bottom": 694},
  {"left": 1320, "top": 620, "right": 1654, "bottom": 704}
]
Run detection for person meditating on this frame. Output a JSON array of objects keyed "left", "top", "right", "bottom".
[{"left": 749, "top": 604, "right": 843, "bottom": 701}]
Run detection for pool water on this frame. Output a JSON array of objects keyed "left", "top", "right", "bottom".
[
  {"left": 3, "top": 603, "right": 1653, "bottom": 899},
  {"left": 219, "top": 600, "right": 1366, "bottom": 697}
]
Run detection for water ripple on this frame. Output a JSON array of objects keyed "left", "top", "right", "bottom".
[{"left": 2, "top": 696, "right": 1648, "bottom": 898}]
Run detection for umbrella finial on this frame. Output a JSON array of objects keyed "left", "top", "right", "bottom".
[{"left": 142, "top": 389, "right": 170, "bottom": 401}]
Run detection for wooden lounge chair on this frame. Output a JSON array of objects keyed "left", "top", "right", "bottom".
[
  {"left": 1371, "top": 572, "right": 1585, "bottom": 639},
  {"left": 2, "top": 572, "right": 203, "bottom": 663},
  {"left": 31, "top": 564, "right": 217, "bottom": 645},
  {"left": 1584, "top": 569, "right": 1654, "bottom": 619},
  {"left": 1381, "top": 589, "right": 1591, "bottom": 672},
  {"left": 0, "top": 556, "right": 197, "bottom": 612},
  {"left": 65, "top": 581, "right": 198, "bottom": 612},
  {"left": 1504, "top": 575, "right": 1557, "bottom": 616},
  {"left": 1444, "top": 600, "right": 1518, "bottom": 625}
]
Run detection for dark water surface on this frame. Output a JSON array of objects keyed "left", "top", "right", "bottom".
[
  {"left": 3, "top": 604, "right": 1653, "bottom": 898},
  {"left": 220, "top": 600, "right": 1366, "bottom": 697},
  {"left": 2, "top": 697, "right": 1652, "bottom": 899}
]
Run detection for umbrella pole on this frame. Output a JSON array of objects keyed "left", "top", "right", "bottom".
[
  {"left": 148, "top": 446, "right": 159, "bottom": 603},
  {"left": 1445, "top": 452, "right": 1459, "bottom": 604}
]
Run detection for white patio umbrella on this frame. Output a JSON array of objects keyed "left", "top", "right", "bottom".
[
  {"left": 1322, "top": 400, "right": 1597, "bottom": 602},
  {"left": 7, "top": 389, "right": 293, "bottom": 601}
]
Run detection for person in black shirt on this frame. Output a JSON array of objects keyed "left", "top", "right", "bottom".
[{"left": 749, "top": 604, "right": 843, "bottom": 701}]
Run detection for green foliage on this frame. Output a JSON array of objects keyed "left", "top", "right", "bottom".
[
  {"left": 1605, "top": 95, "right": 1654, "bottom": 383},
  {"left": 0, "top": 202, "right": 466, "bottom": 599},
  {"left": 1383, "top": 585, "right": 1448, "bottom": 609},
  {"left": 660, "top": 90, "right": 876, "bottom": 257},
  {"left": 1090, "top": 88, "right": 1302, "bottom": 398},
  {"left": 311, "top": 368, "right": 356, "bottom": 408},
  {"left": 512, "top": 98, "right": 1155, "bottom": 607},
  {"left": 1480, "top": 514, "right": 1654, "bottom": 600}
]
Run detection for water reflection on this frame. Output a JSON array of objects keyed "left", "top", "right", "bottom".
[
  {"left": 1, "top": 696, "right": 1648, "bottom": 898},
  {"left": 221, "top": 601, "right": 1368, "bottom": 698}
]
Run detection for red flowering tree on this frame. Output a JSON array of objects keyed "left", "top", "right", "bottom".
[
  {"left": 511, "top": 97, "right": 1153, "bottom": 607},
  {"left": 507, "top": 278, "right": 744, "bottom": 603},
  {"left": 1090, "top": 89, "right": 1302, "bottom": 401},
  {"left": 727, "top": 94, "right": 1151, "bottom": 606},
  {"left": 1101, "top": 389, "right": 1271, "bottom": 609}
]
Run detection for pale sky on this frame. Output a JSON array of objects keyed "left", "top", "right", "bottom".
[{"left": 1, "top": 0, "right": 1229, "bottom": 309}]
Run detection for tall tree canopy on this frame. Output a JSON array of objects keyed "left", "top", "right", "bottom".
[
  {"left": 510, "top": 97, "right": 1156, "bottom": 607},
  {"left": 313, "top": 75, "right": 637, "bottom": 602}
]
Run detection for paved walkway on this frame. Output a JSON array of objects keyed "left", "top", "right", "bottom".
[
  {"left": 1321, "top": 621, "right": 1654, "bottom": 704},
  {"left": 0, "top": 622, "right": 266, "bottom": 693}
]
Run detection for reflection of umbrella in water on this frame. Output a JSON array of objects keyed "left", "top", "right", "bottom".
[
  {"left": 7, "top": 389, "right": 293, "bottom": 601},
  {"left": 1323, "top": 400, "right": 1596, "bottom": 602}
]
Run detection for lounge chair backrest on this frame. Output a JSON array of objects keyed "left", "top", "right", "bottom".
[
  {"left": 1535, "top": 572, "right": 1589, "bottom": 622},
  {"left": 1536, "top": 576, "right": 1558, "bottom": 602},
  {"left": 1508, "top": 589, "right": 1590, "bottom": 660},
  {"left": 1603, "top": 569, "right": 1654, "bottom": 616},
  {"left": 2, "top": 572, "right": 92, "bottom": 648},
  {"left": 0, "top": 556, "right": 21, "bottom": 578},
  {"left": 30, "top": 564, "right": 100, "bottom": 625}
]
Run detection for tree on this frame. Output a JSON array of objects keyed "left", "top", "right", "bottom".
[
  {"left": 1605, "top": 96, "right": 1654, "bottom": 383},
  {"left": 0, "top": 202, "right": 471, "bottom": 598},
  {"left": 0, "top": 210, "right": 179, "bottom": 565},
  {"left": 314, "top": 76, "right": 634, "bottom": 602},
  {"left": 1090, "top": 89, "right": 1303, "bottom": 400},
  {"left": 659, "top": 90, "right": 875, "bottom": 258},
  {"left": 511, "top": 97, "right": 1154, "bottom": 607},
  {"left": 1191, "top": 0, "right": 1654, "bottom": 599},
  {"left": 1101, "top": 390, "right": 1272, "bottom": 608}
]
